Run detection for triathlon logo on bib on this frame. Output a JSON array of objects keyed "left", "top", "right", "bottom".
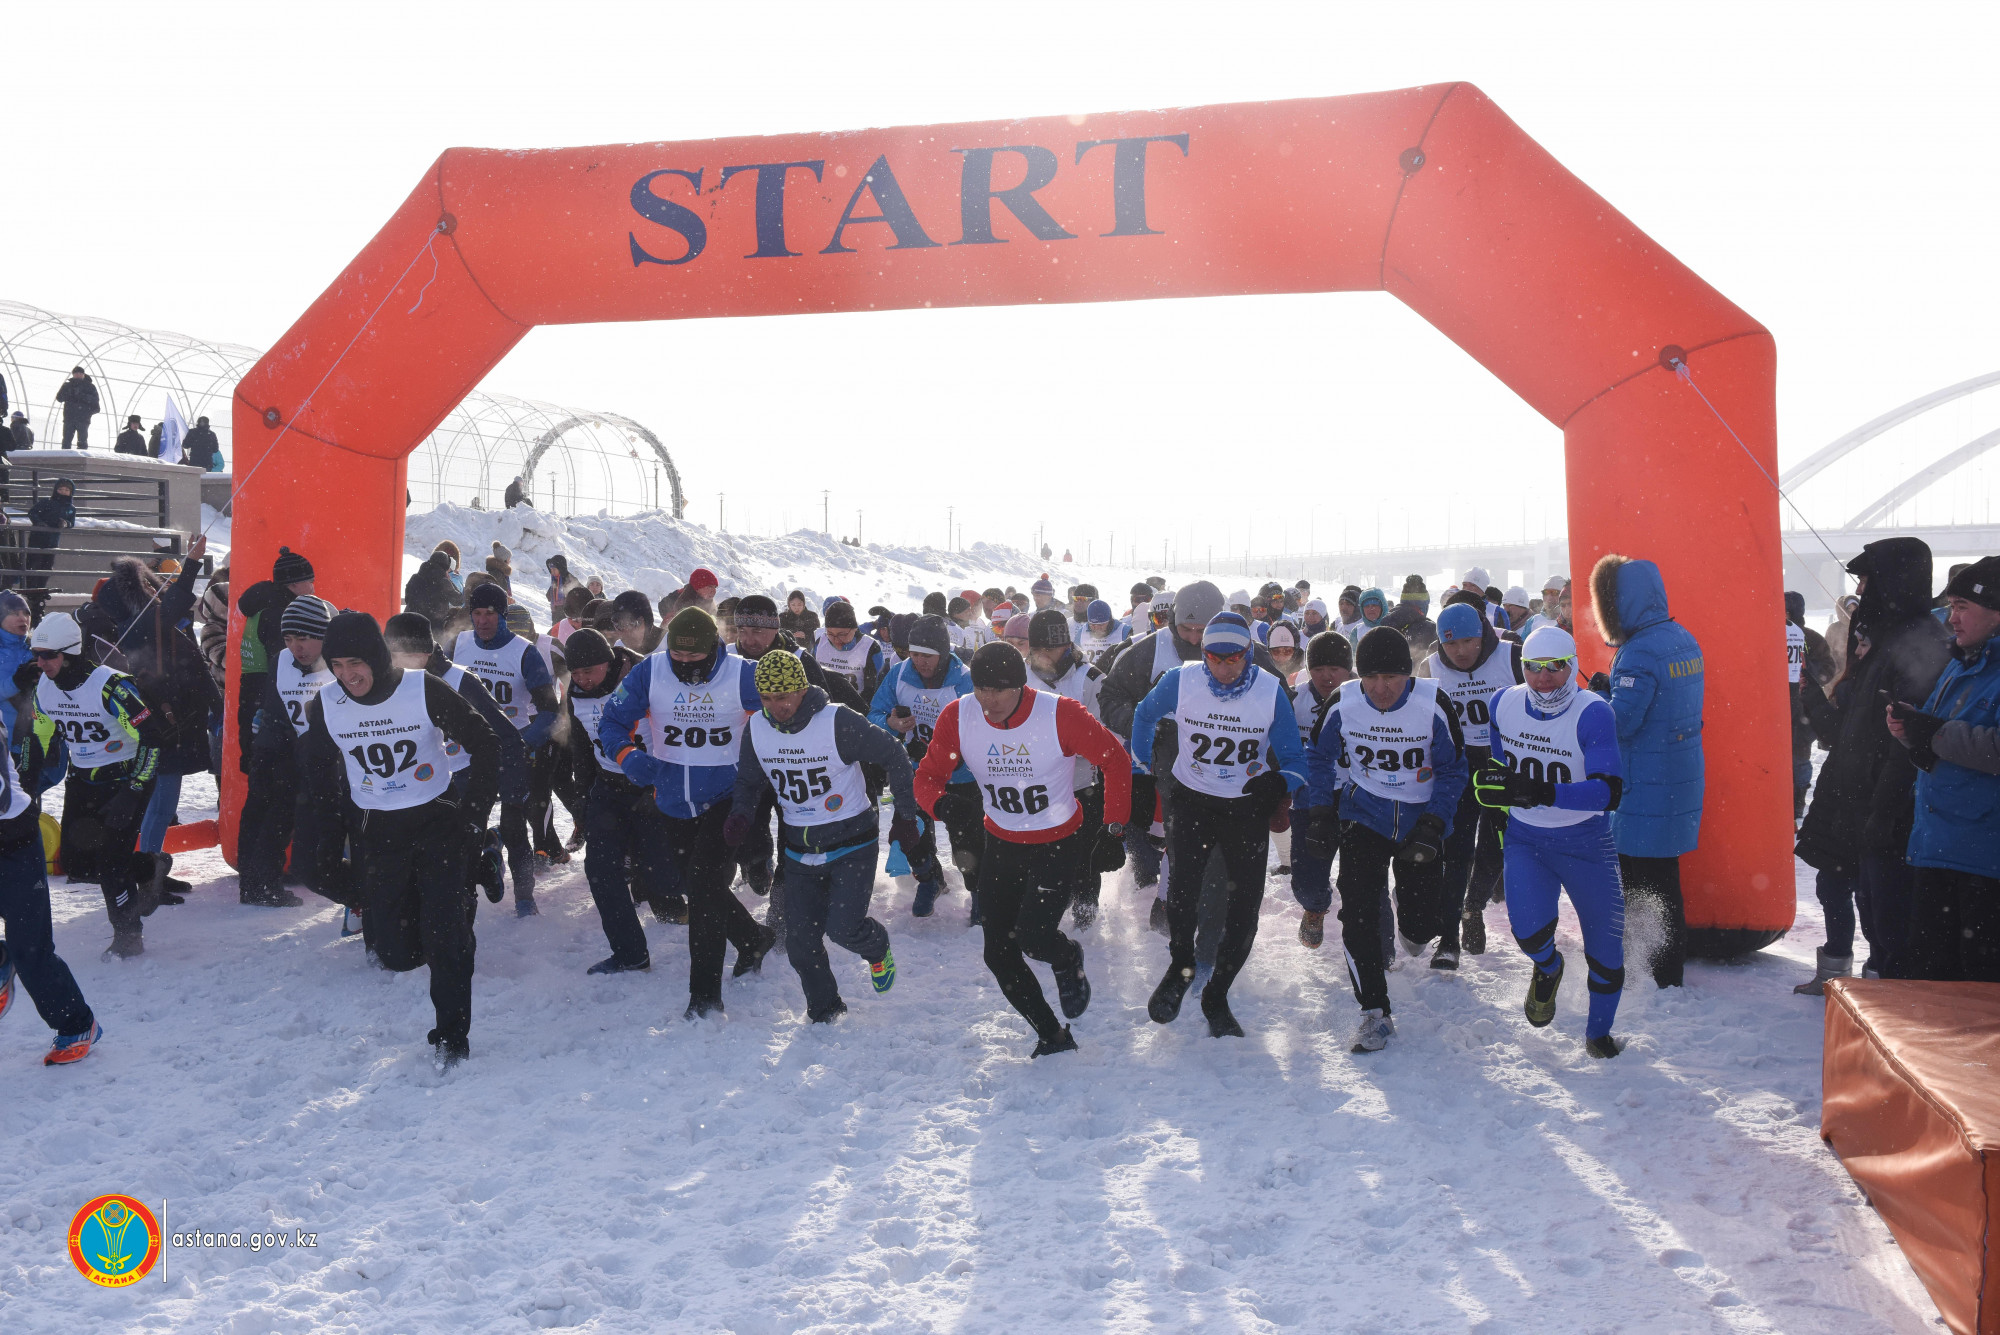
[
  {"left": 825, "top": 793, "right": 844, "bottom": 812},
  {"left": 987, "top": 742, "right": 1034, "bottom": 757},
  {"left": 414, "top": 764, "right": 435, "bottom": 782},
  {"left": 673, "top": 690, "right": 716, "bottom": 706}
]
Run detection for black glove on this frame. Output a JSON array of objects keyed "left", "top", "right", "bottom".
[
  {"left": 474, "top": 828, "right": 505, "bottom": 902},
  {"left": 1473, "top": 760, "right": 1556, "bottom": 810},
  {"left": 1245, "top": 769, "right": 1287, "bottom": 818},
  {"left": 1397, "top": 812, "right": 1447, "bottom": 864},
  {"left": 1891, "top": 701, "right": 1945, "bottom": 751},
  {"left": 1297, "top": 806, "right": 1340, "bottom": 861},
  {"left": 12, "top": 660, "right": 41, "bottom": 695},
  {"left": 1587, "top": 671, "right": 1612, "bottom": 698},
  {"left": 102, "top": 786, "right": 143, "bottom": 829},
  {"left": 888, "top": 811, "right": 922, "bottom": 851},
  {"left": 1091, "top": 825, "right": 1128, "bottom": 873},
  {"left": 1127, "top": 771, "right": 1157, "bottom": 828},
  {"left": 932, "top": 790, "right": 973, "bottom": 828}
]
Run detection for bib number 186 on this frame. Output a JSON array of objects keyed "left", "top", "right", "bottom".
[{"left": 983, "top": 783, "right": 1049, "bottom": 816}]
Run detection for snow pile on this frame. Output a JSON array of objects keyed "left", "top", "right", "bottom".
[
  {"left": 0, "top": 766, "right": 1945, "bottom": 1331},
  {"left": 403, "top": 503, "right": 1206, "bottom": 627}
]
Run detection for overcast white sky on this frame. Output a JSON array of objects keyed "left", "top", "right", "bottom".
[{"left": 11, "top": 1, "right": 1998, "bottom": 558}]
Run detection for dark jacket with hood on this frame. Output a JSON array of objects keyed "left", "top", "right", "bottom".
[
  {"left": 403, "top": 553, "right": 458, "bottom": 627},
  {"left": 89, "top": 557, "right": 217, "bottom": 775},
  {"left": 1593, "top": 555, "right": 1705, "bottom": 858},
  {"left": 1383, "top": 600, "right": 1439, "bottom": 656},
  {"left": 55, "top": 375, "right": 100, "bottom": 424},
  {"left": 778, "top": 592, "right": 819, "bottom": 638},
  {"left": 1796, "top": 537, "right": 1952, "bottom": 870},
  {"left": 27, "top": 480, "right": 76, "bottom": 548},
  {"left": 182, "top": 423, "right": 221, "bottom": 470},
  {"left": 563, "top": 642, "right": 642, "bottom": 797},
  {"left": 235, "top": 578, "right": 298, "bottom": 762}
]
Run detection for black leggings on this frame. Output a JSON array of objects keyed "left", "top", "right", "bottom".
[
  {"left": 1619, "top": 854, "right": 1686, "bottom": 986},
  {"left": 660, "top": 803, "right": 765, "bottom": 1004},
  {"left": 361, "top": 800, "right": 476, "bottom": 1045},
  {"left": 1164, "top": 791, "right": 1269, "bottom": 996},
  {"left": 979, "top": 829, "right": 1084, "bottom": 1040}
]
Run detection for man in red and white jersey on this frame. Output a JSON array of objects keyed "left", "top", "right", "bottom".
[{"left": 914, "top": 642, "right": 1132, "bottom": 1059}]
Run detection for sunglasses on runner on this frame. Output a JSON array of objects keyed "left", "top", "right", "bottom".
[
  {"left": 1203, "top": 648, "right": 1247, "bottom": 662},
  {"left": 31, "top": 650, "right": 65, "bottom": 661},
  {"left": 1522, "top": 656, "right": 1575, "bottom": 673}
]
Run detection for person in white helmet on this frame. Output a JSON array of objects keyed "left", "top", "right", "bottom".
[
  {"left": 1521, "top": 576, "right": 1569, "bottom": 637},
  {"left": 1472, "top": 625, "right": 1629, "bottom": 1057},
  {"left": 31, "top": 612, "right": 172, "bottom": 961}
]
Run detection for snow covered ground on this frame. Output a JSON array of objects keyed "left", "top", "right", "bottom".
[
  {"left": 2, "top": 509, "right": 1940, "bottom": 1330},
  {"left": 0, "top": 764, "right": 1947, "bottom": 1333}
]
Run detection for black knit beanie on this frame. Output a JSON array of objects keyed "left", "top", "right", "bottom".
[
  {"left": 562, "top": 628, "right": 614, "bottom": 671},
  {"left": 322, "top": 611, "right": 391, "bottom": 680},
  {"left": 1028, "top": 608, "right": 1071, "bottom": 649},
  {"left": 1307, "top": 630, "right": 1353, "bottom": 671},
  {"left": 272, "top": 546, "right": 314, "bottom": 585},
  {"left": 970, "top": 641, "right": 1027, "bottom": 690},
  {"left": 1355, "top": 626, "right": 1414, "bottom": 676},
  {"left": 383, "top": 612, "right": 435, "bottom": 655}
]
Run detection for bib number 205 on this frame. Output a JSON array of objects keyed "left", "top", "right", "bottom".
[{"left": 659, "top": 724, "right": 732, "bottom": 750}]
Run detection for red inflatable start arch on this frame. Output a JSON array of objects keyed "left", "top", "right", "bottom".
[{"left": 228, "top": 82, "right": 1790, "bottom": 949}]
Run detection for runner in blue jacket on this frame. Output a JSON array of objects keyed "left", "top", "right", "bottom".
[
  {"left": 869, "top": 615, "right": 975, "bottom": 916},
  {"left": 1477, "top": 626, "right": 1627, "bottom": 1057},
  {"left": 598, "top": 608, "right": 776, "bottom": 1018}
]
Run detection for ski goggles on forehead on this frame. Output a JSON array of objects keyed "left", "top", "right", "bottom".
[{"left": 1522, "top": 656, "right": 1576, "bottom": 673}]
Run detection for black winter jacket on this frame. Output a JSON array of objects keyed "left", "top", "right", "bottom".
[
  {"left": 1796, "top": 537, "right": 1953, "bottom": 869},
  {"left": 55, "top": 377, "right": 100, "bottom": 423}
]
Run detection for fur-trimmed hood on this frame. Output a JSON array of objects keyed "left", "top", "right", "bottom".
[{"left": 1591, "top": 554, "right": 1673, "bottom": 647}]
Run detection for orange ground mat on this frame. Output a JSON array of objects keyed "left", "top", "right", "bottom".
[
  {"left": 159, "top": 820, "right": 219, "bottom": 855},
  {"left": 1823, "top": 979, "right": 2000, "bottom": 1334}
]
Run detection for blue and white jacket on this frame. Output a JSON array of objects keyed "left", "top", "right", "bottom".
[
  {"left": 1488, "top": 687, "right": 1623, "bottom": 850},
  {"left": 867, "top": 654, "right": 976, "bottom": 786},
  {"left": 1307, "top": 680, "right": 1467, "bottom": 843},
  {"left": 1128, "top": 662, "right": 1309, "bottom": 795},
  {"left": 597, "top": 650, "right": 762, "bottom": 819}
]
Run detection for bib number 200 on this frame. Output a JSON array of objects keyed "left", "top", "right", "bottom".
[{"left": 983, "top": 783, "right": 1049, "bottom": 816}]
